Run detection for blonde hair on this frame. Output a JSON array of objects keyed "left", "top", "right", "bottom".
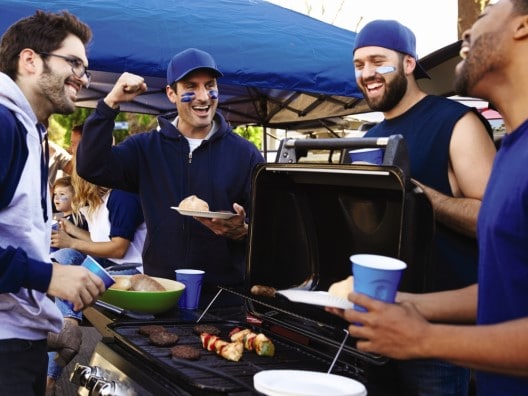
[{"left": 71, "top": 158, "right": 110, "bottom": 220}]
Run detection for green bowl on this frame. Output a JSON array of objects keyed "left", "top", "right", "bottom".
[{"left": 100, "top": 276, "right": 186, "bottom": 314}]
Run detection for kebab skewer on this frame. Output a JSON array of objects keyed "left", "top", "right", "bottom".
[
  {"left": 200, "top": 332, "right": 243, "bottom": 362},
  {"left": 229, "top": 327, "right": 275, "bottom": 357}
]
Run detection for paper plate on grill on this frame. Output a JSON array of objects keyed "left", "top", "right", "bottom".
[
  {"left": 171, "top": 206, "right": 236, "bottom": 219},
  {"left": 276, "top": 289, "right": 354, "bottom": 310},
  {"left": 253, "top": 369, "right": 367, "bottom": 396}
]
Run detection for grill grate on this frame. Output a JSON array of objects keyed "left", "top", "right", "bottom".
[{"left": 109, "top": 320, "right": 366, "bottom": 395}]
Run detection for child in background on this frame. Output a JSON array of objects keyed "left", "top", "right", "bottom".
[
  {"left": 51, "top": 176, "right": 87, "bottom": 228},
  {"left": 50, "top": 177, "right": 87, "bottom": 254}
]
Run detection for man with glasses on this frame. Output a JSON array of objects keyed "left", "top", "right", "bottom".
[
  {"left": 0, "top": 10, "right": 105, "bottom": 394},
  {"left": 37, "top": 52, "right": 92, "bottom": 86},
  {"left": 77, "top": 48, "right": 264, "bottom": 307}
]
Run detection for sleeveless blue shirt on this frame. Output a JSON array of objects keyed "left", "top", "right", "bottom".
[{"left": 365, "top": 95, "right": 481, "bottom": 291}]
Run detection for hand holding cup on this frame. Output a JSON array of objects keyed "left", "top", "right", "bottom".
[{"left": 350, "top": 254, "right": 407, "bottom": 312}]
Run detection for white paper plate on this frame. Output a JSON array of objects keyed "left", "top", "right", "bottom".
[
  {"left": 253, "top": 369, "right": 367, "bottom": 396},
  {"left": 171, "top": 207, "right": 236, "bottom": 219},
  {"left": 276, "top": 289, "right": 354, "bottom": 310}
]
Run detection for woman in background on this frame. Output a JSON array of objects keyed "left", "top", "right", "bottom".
[{"left": 47, "top": 168, "right": 146, "bottom": 394}]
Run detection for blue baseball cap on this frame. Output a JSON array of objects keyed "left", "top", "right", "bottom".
[
  {"left": 353, "top": 20, "right": 430, "bottom": 80},
  {"left": 167, "top": 48, "right": 223, "bottom": 85}
]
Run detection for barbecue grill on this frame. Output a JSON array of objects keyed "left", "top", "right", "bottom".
[{"left": 76, "top": 135, "right": 435, "bottom": 396}]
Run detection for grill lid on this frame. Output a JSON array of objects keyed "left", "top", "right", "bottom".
[{"left": 241, "top": 135, "right": 434, "bottom": 368}]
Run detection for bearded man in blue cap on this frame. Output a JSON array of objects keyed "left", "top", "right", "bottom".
[
  {"left": 350, "top": 20, "right": 496, "bottom": 395},
  {"left": 77, "top": 48, "right": 264, "bottom": 307}
]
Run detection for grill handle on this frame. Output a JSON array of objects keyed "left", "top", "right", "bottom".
[{"left": 276, "top": 134, "right": 410, "bottom": 181}]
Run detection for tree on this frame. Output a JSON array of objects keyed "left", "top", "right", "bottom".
[
  {"left": 50, "top": 110, "right": 261, "bottom": 149},
  {"left": 458, "top": 0, "right": 491, "bottom": 38},
  {"left": 234, "top": 125, "right": 263, "bottom": 149},
  {"left": 48, "top": 107, "right": 92, "bottom": 148}
]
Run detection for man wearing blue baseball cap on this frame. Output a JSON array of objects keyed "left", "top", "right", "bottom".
[
  {"left": 76, "top": 48, "right": 264, "bottom": 306},
  {"left": 349, "top": 20, "right": 496, "bottom": 395},
  {"left": 328, "top": 3, "right": 528, "bottom": 394}
]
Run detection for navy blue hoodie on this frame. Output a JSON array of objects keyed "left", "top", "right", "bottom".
[{"left": 77, "top": 100, "right": 264, "bottom": 288}]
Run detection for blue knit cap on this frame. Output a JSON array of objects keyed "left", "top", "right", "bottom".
[{"left": 353, "top": 20, "right": 430, "bottom": 80}]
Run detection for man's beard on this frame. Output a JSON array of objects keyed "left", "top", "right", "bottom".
[
  {"left": 362, "top": 69, "right": 407, "bottom": 113},
  {"left": 455, "top": 32, "right": 503, "bottom": 99},
  {"left": 37, "top": 66, "right": 76, "bottom": 114}
]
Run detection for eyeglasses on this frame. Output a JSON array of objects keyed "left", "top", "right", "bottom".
[{"left": 38, "top": 52, "right": 91, "bottom": 87}]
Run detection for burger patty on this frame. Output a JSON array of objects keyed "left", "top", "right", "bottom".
[
  {"left": 170, "top": 345, "right": 201, "bottom": 360},
  {"left": 192, "top": 324, "right": 221, "bottom": 336},
  {"left": 149, "top": 331, "right": 180, "bottom": 347},
  {"left": 138, "top": 325, "right": 166, "bottom": 336}
]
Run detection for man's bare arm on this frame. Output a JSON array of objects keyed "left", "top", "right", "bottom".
[{"left": 414, "top": 111, "right": 496, "bottom": 237}]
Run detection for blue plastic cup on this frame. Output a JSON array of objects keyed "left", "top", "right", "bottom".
[
  {"left": 350, "top": 254, "right": 406, "bottom": 312},
  {"left": 82, "top": 255, "right": 115, "bottom": 289},
  {"left": 50, "top": 221, "right": 59, "bottom": 253},
  {"left": 66, "top": 256, "right": 115, "bottom": 311},
  {"left": 349, "top": 148, "right": 383, "bottom": 165},
  {"left": 175, "top": 269, "right": 205, "bottom": 310}
]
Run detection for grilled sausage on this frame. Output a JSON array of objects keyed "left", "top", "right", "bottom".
[{"left": 250, "top": 285, "right": 276, "bottom": 298}]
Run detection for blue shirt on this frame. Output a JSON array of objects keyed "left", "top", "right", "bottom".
[
  {"left": 77, "top": 100, "right": 264, "bottom": 287},
  {"left": 476, "top": 119, "right": 528, "bottom": 394}
]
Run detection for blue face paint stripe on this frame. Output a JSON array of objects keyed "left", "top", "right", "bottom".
[
  {"left": 208, "top": 90, "right": 218, "bottom": 100},
  {"left": 355, "top": 65, "right": 396, "bottom": 79},
  {"left": 180, "top": 90, "right": 218, "bottom": 102},
  {"left": 181, "top": 92, "right": 195, "bottom": 102}
]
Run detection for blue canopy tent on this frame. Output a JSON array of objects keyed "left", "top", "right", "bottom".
[{"left": 1, "top": 0, "right": 370, "bottom": 134}]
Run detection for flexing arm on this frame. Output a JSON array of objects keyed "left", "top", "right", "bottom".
[
  {"left": 416, "top": 111, "right": 496, "bottom": 237},
  {"left": 102, "top": 72, "right": 147, "bottom": 109},
  {"left": 76, "top": 73, "right": 147, "bottom": 189}
]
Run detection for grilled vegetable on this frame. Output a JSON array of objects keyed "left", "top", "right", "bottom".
[
  {"left": 200, "top": 332, "right": 243, "bottom": 362},
  {"left": 229, "top": 327, "right": 275, "bottom": 357}
]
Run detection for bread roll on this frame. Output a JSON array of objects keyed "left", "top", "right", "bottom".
[
  {"left": 328, "top": 275, "right": 354, "bottom": 300},
  {"left": 130, "top": 274, "right": 166, "bottom": 291},
  {"left": 111, "top": 276, "right": 133, "bottom": 291},
  {"left": 179, "top": 195, "right": 209, "bottom": 211}
]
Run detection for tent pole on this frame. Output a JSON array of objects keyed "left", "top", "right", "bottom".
[{"left": 263, "top": 126, "right": 268, "bottom": 160}]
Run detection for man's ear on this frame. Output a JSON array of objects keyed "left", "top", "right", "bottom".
[
  {"left": 166, "top": 84, "right": 177, "bottom": 104},
  {"left": 404, "top": 55, "right": 416, "bottom": 77},
  {"left": 18, "top": 48, "right": 40, "bottom": 76},
  {"left": 513, "top": 15, "right": 528, "bottom": 40}
]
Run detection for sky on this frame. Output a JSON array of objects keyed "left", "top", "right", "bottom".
[{"left": 267, "top": 0, "right": 458, "bottom": 58}]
